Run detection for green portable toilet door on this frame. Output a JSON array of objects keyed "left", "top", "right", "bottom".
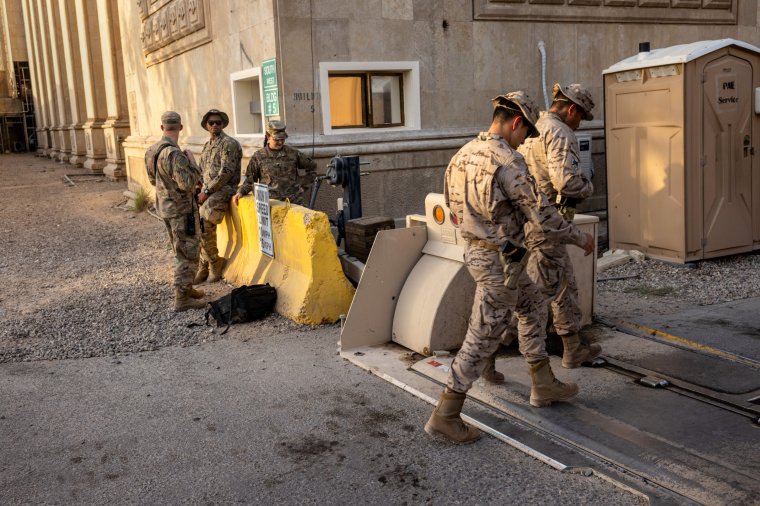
[{"left": 702, "top": 54, "right": 753, "bottom": 258}]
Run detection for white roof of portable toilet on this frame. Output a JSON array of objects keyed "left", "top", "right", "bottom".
[{"left": 603, "top": 39, "right": 760, "bottom": 74}]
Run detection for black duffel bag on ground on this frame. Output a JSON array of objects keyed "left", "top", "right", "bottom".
[{"left": 205, "top": 284, "right": 277, "bottom": 334}]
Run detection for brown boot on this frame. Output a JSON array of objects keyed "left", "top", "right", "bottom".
[
  {"left": 424, "top": 389, "right": 481, "bottom": 444},
  {"left": 173, "top": 289, "right": 207, "bottom": 312},
  {"left": 193, "top": 262, "right": 209, "bottom": 285},
  {"left": 561, "top": 333, "right": 601, "bottom": 369},
  {"left": 481, "top": 355, "right": 505, "bottom": 384},
  {"left": 207, "top": 257, "right": 227, "bottom": 283},
  {"left": 187, "top": 286, "right": 205, "bottom": 299},
  {"left": 529, "top": 358, "right": 579, "bottom": 407}
]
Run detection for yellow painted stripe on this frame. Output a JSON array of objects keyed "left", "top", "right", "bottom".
[{"left": 618, "top": 320, "right": 760, "bottom": 369}]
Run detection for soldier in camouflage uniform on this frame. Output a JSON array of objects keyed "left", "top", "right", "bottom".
[
  {"left": 425, "top": 92, "right": 595, "bottom": 444},
  {"left": 144, "top": 111, "right": 206, "bottom": 312},
  {"left": 194, "top": 109, "right": 243, "bottom": 284},
  {"left": 233, "top": 121, "right": 316, "bottom": 207},
  {"left": 518, "top": 84, "right": 601, "bottom": 369}
]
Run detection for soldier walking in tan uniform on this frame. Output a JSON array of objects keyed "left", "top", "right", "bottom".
[
  {"left": 233, "top": 121, "right": 316, "bottom": 206},
  {"left": 519, "top": 84, "right": 601, "bottom": 368},
  {"left": 194, "top": 109, "right": 242, "bottom": 284},
  {"left": 144, "top": 111, "right": 206, "bottom": 312},
  {"left": 425, "top": 92, "right": 595, "bottom": 444}
]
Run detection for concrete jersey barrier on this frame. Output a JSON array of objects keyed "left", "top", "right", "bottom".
[{"left": 217, "top": 196, "right": 355, "bottom": 325}]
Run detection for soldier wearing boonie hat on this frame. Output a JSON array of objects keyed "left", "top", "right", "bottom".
[
  {"left": 234, "top": 120, "right": 316, "bottom": 207},
  {"left": 424, "top": 90, "right": 595, "bottom": 445},
  {"left": 518, "top": 83, "right": 600, "bottom": 371},
  {"left": 194, "top": 109, "right": 242, "bottom": 285},
  {"left": 144, "top": 111, "right": 206, "bottom": 312}
]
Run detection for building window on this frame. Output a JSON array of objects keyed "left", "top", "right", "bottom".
[
  {"left": 328, "top": 73, "right": 404, "bottom": 129},
  {"left": 230, "top": 68, "right": 265, "bottom": 137},
  {"left": 320, "top": 62, "right": 419, "bottom": 135}
]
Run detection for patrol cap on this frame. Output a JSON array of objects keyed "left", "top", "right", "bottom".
[
  {"left": 266, "top": 120, "right": 288, "bottom": 140},
  {"left": 552, "top": 83, "right": 595, "bottom": 121},
  {"left": 161, "top": 111, "right": 181, "bottom": 125},
  {"left": 201, "top": 108, "right": 230, "bottom": 130},
  {"left": 491, "top": 90, "right": 540, "bottom": 138}
]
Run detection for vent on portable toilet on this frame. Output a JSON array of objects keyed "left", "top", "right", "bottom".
[{"left": 576, "top": 133, "right": 593, "bottom": 179}]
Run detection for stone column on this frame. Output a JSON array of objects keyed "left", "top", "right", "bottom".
[
  {"left": 58, "top": 0, "right": 86, "bottom": 166},
  {"left": 43, "top": 0, "right": 72, "bottom": 163},
  {"left": 33, "top": 0, "right": 62, "bottom": 160},
  {"left": 19, "top": 0, "right": 44, "bottom": 155},
  {"left": 23, "top": 0, "right": 53, "bottom": 155},
  {"left": 73, "top": 0, "right": 107, "bottom": 172},
  {"left": 96, "top": 0, "right": 130, "bottom": 180}
]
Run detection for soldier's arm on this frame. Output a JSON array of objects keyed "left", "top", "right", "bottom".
[
  {"left": 296, "top": 150, "right": 317, "bottom": 183},
  {"left": 546, "top": 130, "right": 593, "bottom": 200},
  {"left": 170, "top": 150, "right": 201, "bottom": 191},
  {"left": 498, "top": 165, "right": 586, "bottom": 250},
  {"left": 237, "top": 154, "right": 260, "bottom": 196},
  {"left": 205, "top": 139, "right": 240, "bottom": 192}
]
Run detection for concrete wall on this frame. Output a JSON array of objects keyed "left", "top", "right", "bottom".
[{"left": 120, "top": 0, "right": 760, "bottom": 219}]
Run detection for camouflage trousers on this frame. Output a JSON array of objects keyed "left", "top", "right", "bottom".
[
  {"left": 163, "top": 214, "right": 200, "bottom": 292},
  {"left": 198, "top": 190, "right": 232, "bottom": 265},
  {"left": 526, "top": 244, "right": 581, "bottom": 337},
  {"left": 447, "top": 246, "right": 549, "bottom": 394}
]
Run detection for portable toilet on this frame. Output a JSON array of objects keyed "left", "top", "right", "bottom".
[{"left": 603, "top": 39, "right": 760, "bottom": 263}]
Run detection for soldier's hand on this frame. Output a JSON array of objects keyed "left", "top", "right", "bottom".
[
  {"left": 232, "top": 193, "right": 240, "bottom": 206},
  {"left": 582, "top": 232, "right": 595, "bottom": 256},
  {"left": 198, "top": 192, "right": 208, "bottom": 205}
]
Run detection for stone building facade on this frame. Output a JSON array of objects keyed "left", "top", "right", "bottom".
[
  {"left": 19, "top": 0, "right": 760, "bottom": 218},
  {"left": 19, "top": 0, "right": 129, "bottom": 177}
]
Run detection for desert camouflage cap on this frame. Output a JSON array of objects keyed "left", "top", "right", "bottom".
[
  {"left": 552, "top": 83, "right": 595, "bottom": 121},
  {"left": 161, "top": 111, "right": 181, "bottom": 125},
  {"left": 491, "top": 90, "right": 540, "bottom": 138},
  {"left": 266, "top": 120, "right": 288, "bottom": 140},
  {"left": 201, "top": 108, "right": 230, "bottom": 130}
]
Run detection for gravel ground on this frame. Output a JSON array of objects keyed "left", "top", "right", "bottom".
[
  {"left": 0, "top": 155, "right": 311, "bottom": 363},
  {"left": 596, "top": 251, "right": 760, "bottom": 319}
]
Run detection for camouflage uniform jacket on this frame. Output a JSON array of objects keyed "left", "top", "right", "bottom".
[
  {"left": 444, "top": 132, "right": 586, "bottom": 250},
  {"left": 518, "top": 112, "right": 593, "bottom": 203},
  {"left": 239, "top": 145, "right": 316, "bottom": 205},
  {"left": 198, "top": 131, "right": 242, "bottom": 194},
  {"left": 144, "top": 136, "right": 202, "bottom": 219}
]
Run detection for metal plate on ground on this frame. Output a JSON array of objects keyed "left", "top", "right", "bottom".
[{"left": 411, "top": 347, "right": 760, "bottom": 505}]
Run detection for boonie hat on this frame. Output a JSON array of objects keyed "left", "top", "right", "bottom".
[
  {"left": 161, "top": 111, "right": 181, "bottom": 125},
  {"left": 201, "top": 109, "right": 230, "bottom": 130},
  {"left": 552, "top": 83, "right": 595, "bottom": 121},
  {"left": 266, "top": 120, "right": 288, "bottom": 140},
  {"left": 491, "top": 90, "right": 540, "bottom": 138}
]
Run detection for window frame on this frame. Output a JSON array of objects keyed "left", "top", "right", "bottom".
[
  {"left": 319, "top": 61, "right": 420, "bottom": 135},
  {"left": 229, "top": 67, "right": 266, "bottom": 139}
]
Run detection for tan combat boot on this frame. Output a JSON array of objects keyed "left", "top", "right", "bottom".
[
  {"left": 207, "top": 257, "right": 227, "bottom": 283},
  {"left": 481, "top": 355, "right": 505, "bottom": 384},
  {"left": 529, "top": 358, "right": 579, "bottom": 407},
  {"left": 193, "top": 262, "right": 209, "bottom": 284},
  {"left": 187, "top": 286, "right": 205, "bottom": 299},
  {"left": 560, "top": 333, "right": 601, "bottom": 369},
  {"left": 424, "top": 389, "right": 481, "bottom": 444},
  {"left": 173, "top": 289, "right": 207, "bottom": 312}
]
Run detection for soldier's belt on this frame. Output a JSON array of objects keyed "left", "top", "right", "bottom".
[{"left": 465, "top": 239, "right": 501, "bottom": 252}]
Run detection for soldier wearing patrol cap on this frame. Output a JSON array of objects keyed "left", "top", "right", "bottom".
[
  {"left": 144, "top": 111, "right": 206, "bottom": 311},
  {"left": 425, "top": 91, "right": 595, "bottom": 444},
  {"left": 518, "top": 84, "right": 601, "bottom": 369},
  {"left": 234, "top": 120, "right": 316, "bottom": 206},
  {"left": 194, "top": 109, "right": 242, "bottom": 284}
]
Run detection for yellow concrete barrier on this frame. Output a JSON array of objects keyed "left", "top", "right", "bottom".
[{"left": 217, "top": 195, "right": 355, "bottom": 325}]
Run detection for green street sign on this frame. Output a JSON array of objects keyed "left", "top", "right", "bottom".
[{"left": 262, "top": 58, "right": 279, "bottom": 117}]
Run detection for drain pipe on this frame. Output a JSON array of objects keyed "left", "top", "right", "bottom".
[{"left": 537, "top": 40, "right": 550, "bottom": 109}]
